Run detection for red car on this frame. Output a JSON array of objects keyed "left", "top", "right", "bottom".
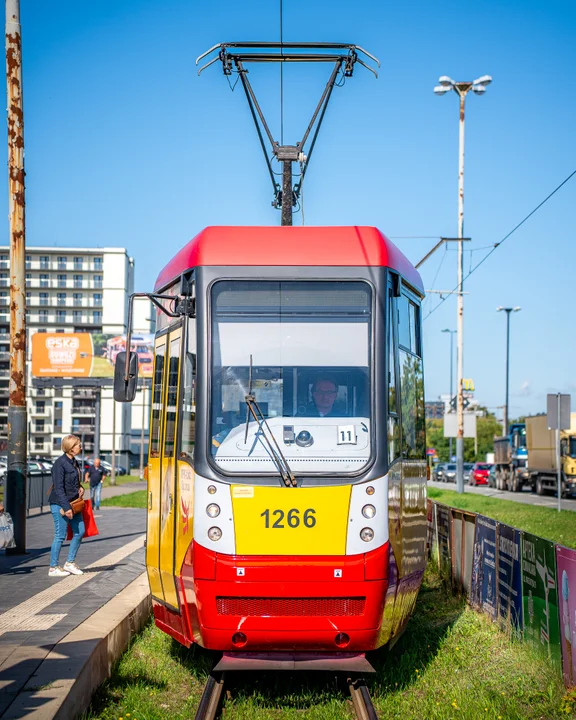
[{"left": 470, "top": 462, "right": 492, "bottom": 485}]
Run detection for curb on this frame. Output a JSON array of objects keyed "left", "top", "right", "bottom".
[{"left": 2, "top": 572, "right": 151, "bottom": 720}]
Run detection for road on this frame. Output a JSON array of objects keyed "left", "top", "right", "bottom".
[{"left": 428, "top": 479, "right": 576, "bottom": 512}]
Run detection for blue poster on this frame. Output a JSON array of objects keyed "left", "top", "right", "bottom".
[
  {"left": 435, "top": 504, "right": 452, "bottom": 580},
  {"left": 471, "top": 514, "right": 497, "bottom": 617},
  {"left": 497, "top": 523, "right": 523, "bottom": 629}
]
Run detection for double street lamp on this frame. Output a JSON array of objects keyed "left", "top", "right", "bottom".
[
  {"left": 497, "top": 306, "right": 521, "bottom": 436},
  {"left": 434, "top": 74, "right": 492, "bottom": 493}
]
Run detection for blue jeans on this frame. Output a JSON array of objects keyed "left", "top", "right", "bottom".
[
  {"left": 50, "top": 504, "right": 85, "bottom": 568},
  {"left": 90, "top": 483, "right": 102, "bottom": 510}
]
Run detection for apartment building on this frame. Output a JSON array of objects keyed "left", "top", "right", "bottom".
[{"left": 0, "top": 247, "right": 153, "bottom": 465}]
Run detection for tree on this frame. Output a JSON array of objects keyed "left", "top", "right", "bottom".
[{"left": 426, "top": 409, "right": 502, "bottom": 462}]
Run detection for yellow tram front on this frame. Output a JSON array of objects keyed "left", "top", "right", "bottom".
[{"left": 115, "top": 225, "right": 428, "bottom": 653}]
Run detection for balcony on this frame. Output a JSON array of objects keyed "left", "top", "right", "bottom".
[
  {"left": 0, "top": 368, "right": 9, "bottom": 379},
  {"left": 30, "top": 407, "right": 51, "bottom": 418},
  {"left": 25, "top": 279, "right": 105, "bottom": 290},
  {"left": 32, "top": 423, "right": 53, "bottom": 434},
  {"left": 73, "top": 388, "right": 98, "bottom": 399},
  {"left": 71, "top": 406, "right": 95, "bottom": 415},
  {"left": 72, "top": 423, "right": 95, "bottom": 432}
]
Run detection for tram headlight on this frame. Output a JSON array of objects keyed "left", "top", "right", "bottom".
[
  {"left": 208, "top": 526, "right": 222, "bottom": 541},
  {"left": 360, "top": 527, "right": 374, "bottom": 542},
  {"left": 206, "top": 503, "right": 221, "bottom": 518},
  {"left": 362, "top": 504, "right": 376, "bottom": 519},
  {"left": 366, "top": 486, "right": 375, "bottom": 495}
]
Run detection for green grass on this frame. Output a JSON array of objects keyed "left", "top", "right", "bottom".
[
  {"left": 101, "top": 474, "right": 144, "bottom": 489},
  {"left": 91, "top": 356, "right": 115, "bottom": 377},
  {"left": 428, "top": 487, "right": 576, "bottom": 549},
  {"left": 101, "top": 490, "right": 147, "bottom": 509},
  {"left": 84, "top": 564, "right": 575, "bottom": 720}
]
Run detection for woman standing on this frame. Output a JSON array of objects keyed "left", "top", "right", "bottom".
[{"left": 48, "top": 435, "right": 85, "bottom": 577}]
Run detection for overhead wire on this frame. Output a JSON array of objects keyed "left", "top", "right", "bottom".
[
  {"left": 423, "top": 168, "right": 576, "bottom": 320},
  {"left": 279, "top": 0, "right": 284, "bottom": 146}
]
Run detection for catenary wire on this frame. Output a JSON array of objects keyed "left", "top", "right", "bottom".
[{"left": 423, "top": 168, "right": 576, "bottom": 320}]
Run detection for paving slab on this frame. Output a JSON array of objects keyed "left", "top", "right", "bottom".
[{"left": 0, "top": 504, "right": 146, "bottom": 719}]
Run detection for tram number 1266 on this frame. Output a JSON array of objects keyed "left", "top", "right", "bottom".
[{"left": 260, "top": 508, "right": 316, "bottom": 529}]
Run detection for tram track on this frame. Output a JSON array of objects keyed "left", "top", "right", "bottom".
[{"left": 193, "top": 670, "right": 379, "bottom": 720}]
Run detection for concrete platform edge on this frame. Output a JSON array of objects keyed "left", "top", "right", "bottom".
[{"left": 3, "top": 572, "right": 151, "bottom": 720}]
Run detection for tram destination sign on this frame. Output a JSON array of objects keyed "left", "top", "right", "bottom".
[{"left": 32, "top": 332, "right": 154, "bottom": 379}]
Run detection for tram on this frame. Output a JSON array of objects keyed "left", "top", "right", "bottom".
[{"left": 115, "top": 224, "right": 427, "bottom": 656}]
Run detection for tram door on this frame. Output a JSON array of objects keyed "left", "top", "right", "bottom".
[
  {"left": 146, "top": 337, "right": 166, "bottom": 600},
  {"left": 158, "top": 327, "right": 182, "bottom": 608}
]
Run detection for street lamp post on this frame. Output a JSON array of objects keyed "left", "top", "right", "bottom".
[
  {"left": 434, "top": 73, "right": 492, "bottom": 493},
  {"left": 442, "top": 328, "right": 456, "bottom": 459},
  {"left": 497, "top": 306, "right": 521, "bottom": 436}
]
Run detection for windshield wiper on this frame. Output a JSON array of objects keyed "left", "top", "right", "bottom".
[{"left": 243, "top": 355, "right": 296, "bottom": 487}]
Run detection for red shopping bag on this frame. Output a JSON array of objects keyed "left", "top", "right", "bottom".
[{"left": 66, "top": 499, "right": 99, "bottom": 540}]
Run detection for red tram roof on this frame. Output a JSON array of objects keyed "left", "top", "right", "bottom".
[{"left": 154, "top": 226, "right": 424, "bottom": 294}]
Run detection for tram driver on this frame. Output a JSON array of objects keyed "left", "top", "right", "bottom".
[{"left": 300, "top": 377, "right": 345, "bottom": 418}]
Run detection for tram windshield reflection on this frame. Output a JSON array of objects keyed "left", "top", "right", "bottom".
[{"left": 210, "top": 280, "right": 372, "bottom": 476}]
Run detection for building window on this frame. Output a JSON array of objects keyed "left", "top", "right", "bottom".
[
  {"left": 73, "top": 293, "right": 83, "bottom": 305},
  {"left": 74, "top": 257, "right": 83, "bottom": 270},
  {"left": 56, "top": 328, "right": 65, "bottom": 333},
  {"left": 40, "top": 255, "right": 49, "bottom": 269},
  {"left": 93, "top": 310, "right": 102, "bottom": 323},
  {"left": 34, "top": 437, "right": 44, "bottom": 450},
  {"left": 36, "top": 400, "right": 45, "bottom": 413},
  {"left": 93, "top": 275, "right": 103, "bottom": 289},
  {"left": 56, "top": 310, "right": 66, "bottom": 322},
  {"left": 35, "top": 419, "right": 45, "bottom": 432},
  {"left": 36, "top": 387, "right": 45, "bottom": 396},
  {"left": 54, "top": 418, "right": 62, "bottom": 430},
  {"left": 94, "top": 257, "right": 103, "bottom": 270},
  {"left": 54, "top": 401, "right": 63, "bottom": 410},
  {"left": 93, "top": 293, "right": 102, "bottom": 305},
  {"left": 25, "top": 273, "right": 31, "bottom": 287},
  {"left": 0, "top": 255, "right": 8, "bottom": 269},
  {"left": 0, "top": 273, "right": 7, "bottom": 287},
  {"left": 73, "top": 310, "right": 82, "bottom": 322},
  {"left": 57, "top": 274, "right": 67, "bottom": 288},
  {"left": 57, "top": 292, "right": 66, "bottom": 306},
  {"left": 73, "top": 275, "right": 83, "bottom": 288},
  {"left": 39, "top": 292, "right": 48, "bottom": 306},
  {"left": 57, "top": 256, "right": 67, "bottom": 269},
  {"left": 53, "top": 437, "right": 61, "bottom": 451},
  {"left": 25, "top": 255, "right": 31, "bottom": 269},
  {"left": 39, "top": 310, "right": 48, "bottom": 323},
  {"left": 40, "top": 274, "right": 49, "bottom": 288}
]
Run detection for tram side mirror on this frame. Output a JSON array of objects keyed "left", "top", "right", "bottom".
[{"left": 114, "top": 351, "right": 138, "bottom": 402}]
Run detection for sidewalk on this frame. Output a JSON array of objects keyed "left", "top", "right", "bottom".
[
  {"left": 428, "top": 480, "right": 576, "bottom": 511},
  {"left": 0, "top": 501, "right": 146, "bottom": 718}
]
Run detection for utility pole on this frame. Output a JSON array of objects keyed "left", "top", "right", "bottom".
[
  {"left": 5, "top": 0, "right": 27, "bottom": 553},
  {"left": 434, "top": 74, "right": 492, "bottom": 493},
  {"left": 497, "top": 306, "right": 521, "bottom": 436}
]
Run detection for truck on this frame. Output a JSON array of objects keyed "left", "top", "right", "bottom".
[
  {"left": 525, "top": 414, "right": 576, "bottom": 497},
  {"left": 494, "top": 422, "right": 530, "bottom": 492}
]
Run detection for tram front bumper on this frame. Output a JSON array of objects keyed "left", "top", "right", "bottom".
[{"left": 181, "top": 540, "right": 389, "bottom": 652}]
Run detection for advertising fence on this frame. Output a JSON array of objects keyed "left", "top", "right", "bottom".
[{"left": 428, "top": 499, "right": 574, "bottom": 689}]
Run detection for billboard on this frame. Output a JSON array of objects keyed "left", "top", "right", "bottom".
[
  {"left": 556, "top": 545, "right": 576, "bottom": 687},
  {"left": 471, "top": 514, "right": 498, "bottom": 617},
  {"left": 521, "top": 531, "right": 561, "bottom": 669},
  {"left": 497, "top": 523, "right": 523, "bottom": 630},
  {"left": 32, "top": 332, "right": 154, "bottom": 378}
]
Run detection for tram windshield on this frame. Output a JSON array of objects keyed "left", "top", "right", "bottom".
[{"left": 210, "top": 280, "right": 372, "bottom": 477}]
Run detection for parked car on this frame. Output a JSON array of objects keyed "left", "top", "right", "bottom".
[
  {"left": 470, "top": 462, "right": 492, "bottom": 486},
  {"left": 443, "top": 463, "right": 457, "bottom": 482},
  {"left": 432, "top": 463, "right": 446, "bottom": 482}
]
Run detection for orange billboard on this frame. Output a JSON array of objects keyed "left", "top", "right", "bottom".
[{"left": 32, "top": 332, "right": 154, "bottom": 378}]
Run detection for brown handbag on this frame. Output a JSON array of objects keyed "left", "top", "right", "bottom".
[{"left": 70, "top": 464, "right": 85, "bottom": 514}]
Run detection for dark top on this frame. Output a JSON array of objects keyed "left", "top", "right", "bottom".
[
  {"left": 86, "top": 465, "right": 105, "bottom": 488},
  {"left": 298, "top": 402, "right": 347, "bottom": 418},
  {"left": 48, "top": 454, "right": 81, "bottom": 512}
]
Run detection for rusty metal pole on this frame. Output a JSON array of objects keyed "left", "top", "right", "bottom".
[{"left": 5, "top": 0, "right": 27, "bottom": 553}]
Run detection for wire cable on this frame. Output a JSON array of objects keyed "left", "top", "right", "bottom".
[
  {"left": 423, "top": 168, "right": 576, "bottom": 320},
  {"left": 279, "top": 0, "right": 284, "bottom": 146}
]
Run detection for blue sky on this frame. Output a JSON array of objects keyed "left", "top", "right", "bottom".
[{"left": 5, "top": 0, "right": 576, "bottom": 420}]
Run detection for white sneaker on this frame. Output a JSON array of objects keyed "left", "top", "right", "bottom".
[
  {"left": 49, "top": 566, "right": 70, "bottom": 577},
  {"left": 63, "top": 561, "right": 84, "bottom": 575}
]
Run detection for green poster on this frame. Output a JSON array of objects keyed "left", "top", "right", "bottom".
[{"left": 521, "top": 531, "right": 561, "bottom": 670}]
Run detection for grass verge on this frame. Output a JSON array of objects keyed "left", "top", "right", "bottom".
[
  {"left": 84, "top": 563, "right": 574, "bottom": 719},
  {"left": 428, "top": 486, "right": 576, "bottom": 549},
  {"left": 101, "top": 474, "right": 143, "bottom": 489},
  {"left": 101, "top": 490, "right": 147, "bottom": 509}
]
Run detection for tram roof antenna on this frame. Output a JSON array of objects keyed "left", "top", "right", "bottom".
[{"left": 196, "top": 42, "right": 379, "bottom": 217}]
